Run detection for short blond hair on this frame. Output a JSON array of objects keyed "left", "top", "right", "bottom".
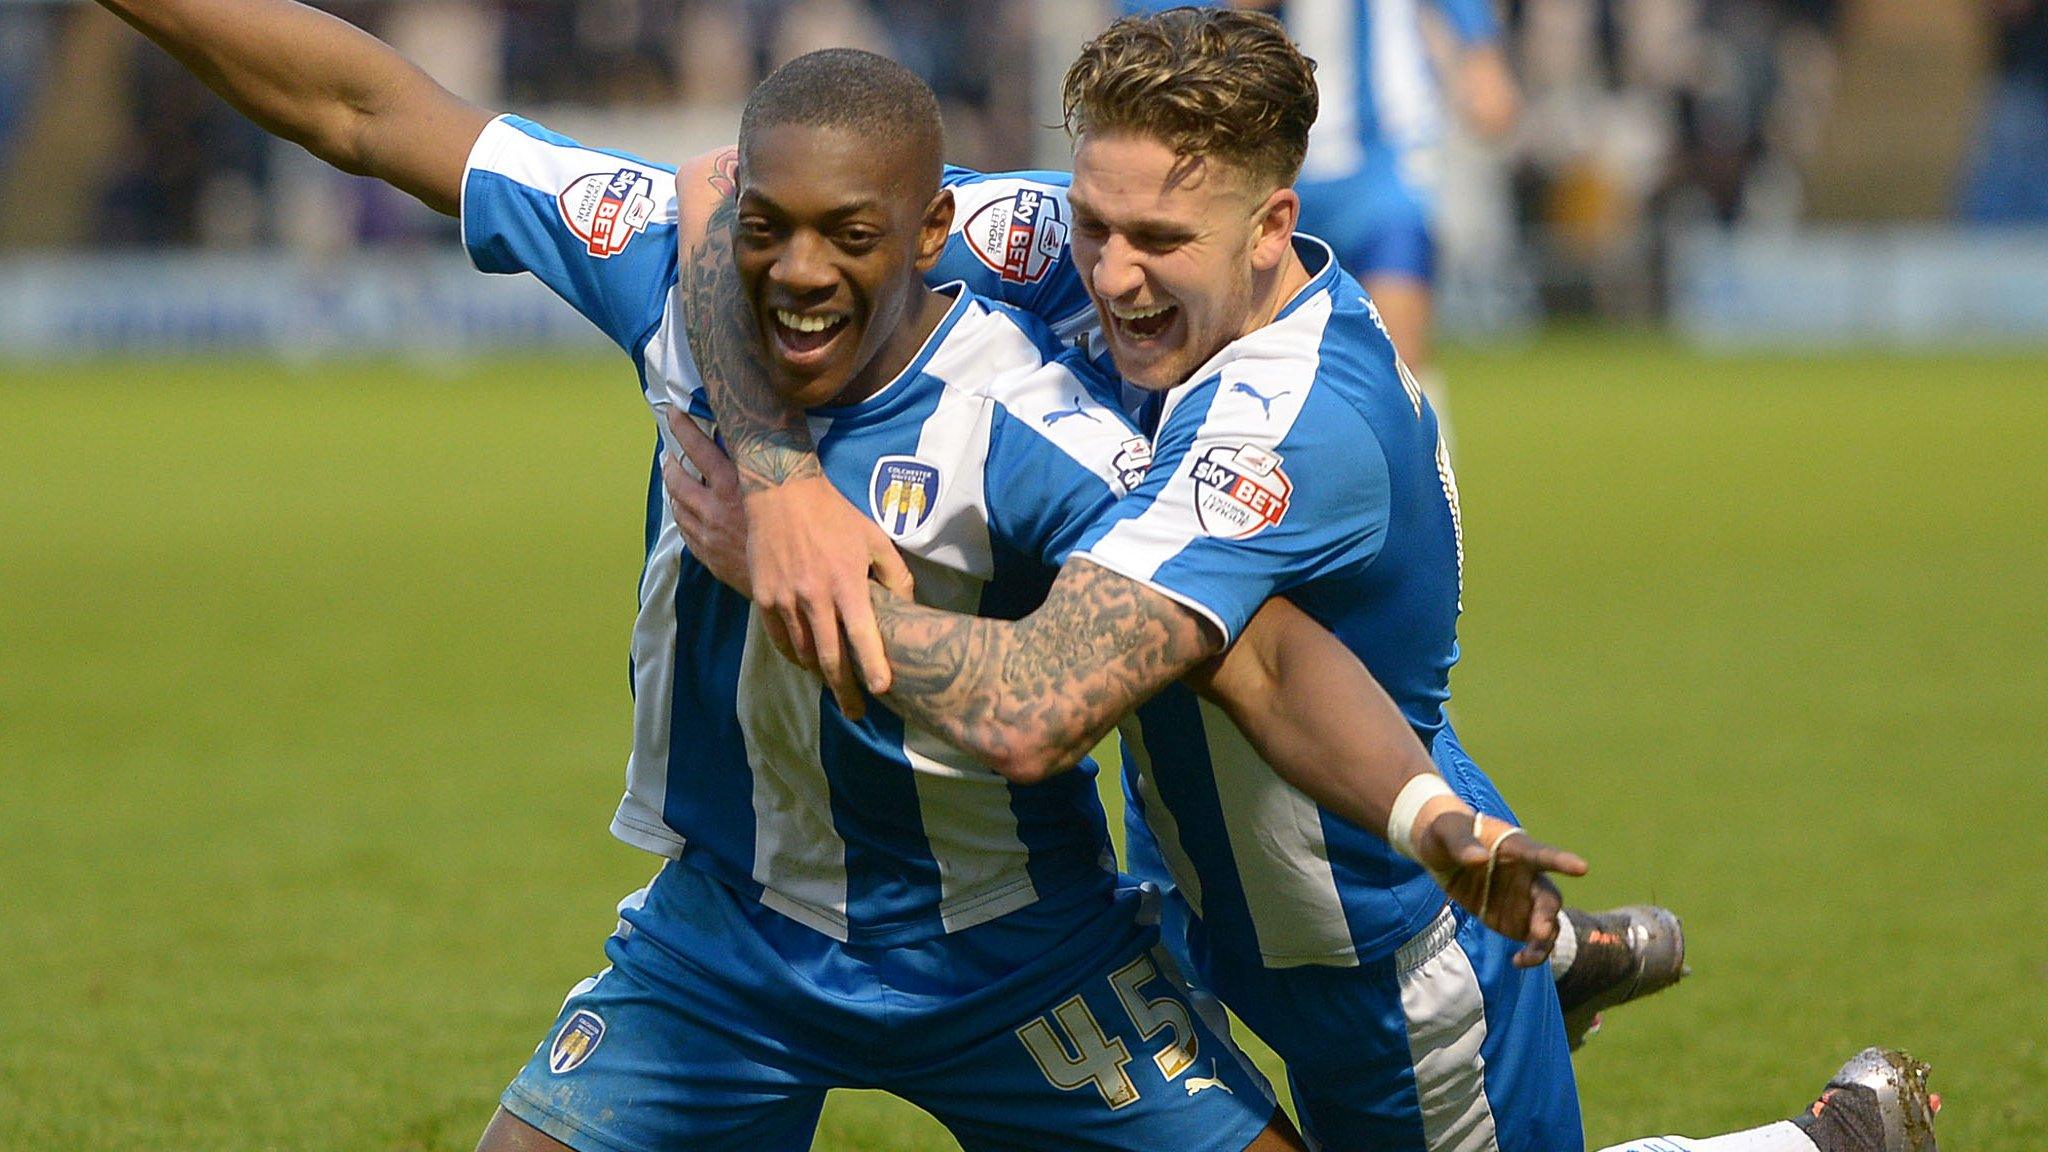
[{"left": 1062, "top": 7, "right": 1318, "bottom": 189}]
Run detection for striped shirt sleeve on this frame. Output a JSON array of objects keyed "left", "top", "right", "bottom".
[
  {"left": 460, "top": 115, "right": 677, "bottom": 353},
  {"left": 932, "top": 168, "right": 1096, "bottom": 341}
]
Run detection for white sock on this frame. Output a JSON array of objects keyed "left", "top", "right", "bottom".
[
  {"left": 1549, "top": 909, "right": 1580, "bottom": 980},
  {"left": 1595, "top": 1121, "right": 1818, "bottom": 1152}
]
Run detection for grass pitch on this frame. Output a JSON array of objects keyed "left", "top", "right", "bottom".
[{"left": 2, "top": 337, "right": 2042, "bottom": 1149}]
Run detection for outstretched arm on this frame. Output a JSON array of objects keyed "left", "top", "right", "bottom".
[
  {"left": 98, "top": 0, "right": 490, "bottom": 214},
  {"left": 1192, "top": 597, "right": 1586, "bottom": 963},
  {"left": 671, "top": 148, "right": 912, "bottom": 715},
  {"left": 872, "top": 565, "right": 1582, "bottom": 961},
  {"left": 1185, "top": 598, "right": 1435, "bottom": 834}
]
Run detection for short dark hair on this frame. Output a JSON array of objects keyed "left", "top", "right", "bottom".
[
  {"left": 739, "top": 48, "right": 944, "bottom": 195},
  {"left": 1063, "top": 7, "right": 1318, "bottom": 188}
]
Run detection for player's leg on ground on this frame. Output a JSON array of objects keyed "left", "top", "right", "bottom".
[{"left": 1593, "top": 1048, "right": 1940, "bottom": 1152}]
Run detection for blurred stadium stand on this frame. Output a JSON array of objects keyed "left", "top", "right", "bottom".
[{"left": 2, "top": 0, "right": 2045, "bottom": 351}]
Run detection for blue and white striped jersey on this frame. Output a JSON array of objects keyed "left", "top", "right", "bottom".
[
  {"left": 1074, "top": 237, "right": 1464, "bottom": 966},
  {"left": 938, "top": 168, "right": 1470, "bottom": 968},
  {"left": 1120, "top": 0, "right": 1502, "bottom": 188},
  {"left": 464, "top": 117, "right": 1154, "bottom": 946}
]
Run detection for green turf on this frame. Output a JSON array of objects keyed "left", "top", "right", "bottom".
[{"left": 1, "top": 338, "right": 2041, "bottom": 1149}]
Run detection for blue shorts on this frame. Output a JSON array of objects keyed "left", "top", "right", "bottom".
[
  {"left": 501, "top": 860, "right": 1278, "bottom": 1152},
  {"left": 1129, "top": 729, "right": 1582, "bottom": 1152},
  {"left": 1296, "top": 161, "right": 1438, "bottom": 286}
]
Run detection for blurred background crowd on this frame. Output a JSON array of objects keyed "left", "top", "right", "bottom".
[{"left": 0, "top": 0, "right": 2043, "bottom": 334}]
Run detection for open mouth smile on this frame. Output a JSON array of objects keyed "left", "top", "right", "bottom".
[
  {"left": 1109, "top": 301, "right": 1179, "bottom": 343},
  {"left": 769, "top": 308, "right": 850, "bottom": 366}
]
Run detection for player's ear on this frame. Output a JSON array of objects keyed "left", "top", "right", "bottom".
[
  {"left": 916, "top": 187, "right": 955, "bottom": 271},
  {"left": 1249, "top": 185, "right": 1298, "bottom": 274}
]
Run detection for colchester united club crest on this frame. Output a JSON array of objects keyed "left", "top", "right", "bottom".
[
  {"left": 548, "top": 1009, "right": 606, "bottom": 1075},
  {"left": 870, "top": 456, "right": 942, "bottom": 539}
]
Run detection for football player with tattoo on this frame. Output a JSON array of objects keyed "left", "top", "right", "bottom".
[
  {"left": 673, "top": 10, "right": 1941, "bottom": 1152},
  {"left": 93, "top": 4, "right": 1592, "bottom": 1150}
]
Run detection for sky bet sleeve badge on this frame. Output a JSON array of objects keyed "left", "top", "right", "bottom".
[
  {"left": 870, "top": 456, "right": 943, "bottom": 539},
  {"left": 558, "top": 168, "right": 657, "bottom": 258},
  {"left": 963, "top": 186, "right": 1067, "bottom": 285},
  {"left": 1191, "top": 443, "right": 1292, "bottom": 539}
]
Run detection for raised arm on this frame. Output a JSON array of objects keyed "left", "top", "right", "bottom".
[
  {"left": 98, "top": 0, "right": 491, "bottom": 214},
  {"left": 672, "top": 147, "right": 912, "bottom": 713}
]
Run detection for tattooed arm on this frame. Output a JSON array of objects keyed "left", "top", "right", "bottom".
[
  {"left": 672, "top": 148, "right": 824, "bottom": 492},
  {"left": 672, "top": 148, "right": 912, "bottom": 714},
  {"left": 873, "top": 558, "right": 1223, "bottom": 785},
  {"left": 872, "top": 552, "right": 1417, "bottom": 805}
]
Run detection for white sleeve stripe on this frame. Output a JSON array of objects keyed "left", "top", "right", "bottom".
[
  {"left": 465, "top": 116, "right": 679, "bottom": 224},
  {"left": 456, "top": 115, "right": 506, "bottom": 272},
  {"left": 1069, "top": 550, "right": 1235, "bottom": 646}
]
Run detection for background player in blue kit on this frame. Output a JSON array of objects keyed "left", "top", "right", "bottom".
[
  {"left": 1120, "top": 0, "right": 1521, "bottom": 445},
  {"left": 691, "top": 10, "right": 1941, "bottom": 1152}
]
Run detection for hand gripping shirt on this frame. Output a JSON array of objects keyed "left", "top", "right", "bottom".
[
  {"left": 463, "top": 117, "right": 1152, "bottom": 946},
  {"left": 937, "top": 168, "right": 1470, "bottom": 967}
]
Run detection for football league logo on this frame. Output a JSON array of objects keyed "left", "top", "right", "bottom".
[
  {"left": 963, "top": 187, "right": 1067, "bottom": 284},
  {"left": 548, "top": 1009, "right": 606, "bottom": 1075},
  {"left": 558, "top": 168, "right": 657, "bottom": 258},
  {"left": 870, "top": 456, "right": 943, "bottom": 538},
  {"left": 1190, "top": 444, "right": 1292, "bottom": 539},
  {"left": 1113, "top": 436, "right": 1154, "bottom": 491}
]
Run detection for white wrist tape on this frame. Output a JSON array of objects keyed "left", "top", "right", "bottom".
[{"left": 1386, "top": 772, "right": 1457, "bottom": 864}]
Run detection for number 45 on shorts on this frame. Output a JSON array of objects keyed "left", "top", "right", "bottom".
[{"left": 1015, "top": 951, "right": 1205, "bottom": 1110}]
